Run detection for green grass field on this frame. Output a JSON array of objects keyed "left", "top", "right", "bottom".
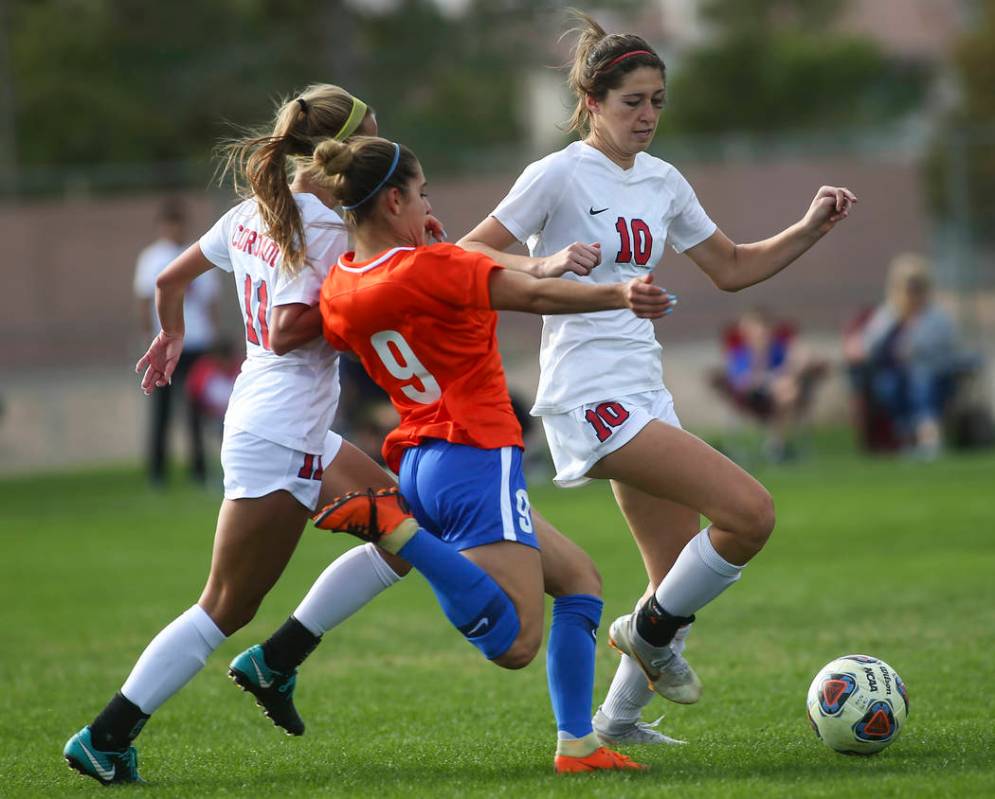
[{"left": 2, "top": 445, "right": 994, "bottom": 798}]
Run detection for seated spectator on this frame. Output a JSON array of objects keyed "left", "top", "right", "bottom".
[
  {"left": 711, "top": 308, "right": 827, "bottom": 461},
  {"left": 185, "top": 339, "right": 242, "bottom": 433},
  {"left": 846, "top": 253, "right": 975, "bottom": 459}
]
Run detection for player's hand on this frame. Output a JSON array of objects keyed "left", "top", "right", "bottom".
[
  {"left": 623, "top": 274, "right": 677, "bottom": 319},
  {"left": 537, "top": 242, "right": 601, "bottom": 278},
  {"left": 135, "top": 331, "right": 184, "bottom": 396},
  {"left": 425, "top": 215, "right": 447, "bottom": 243},
  {"left": 802, "top": 186, "right": 858, "bottom": 237}
]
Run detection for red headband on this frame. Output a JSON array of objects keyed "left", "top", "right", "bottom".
[{"left": 604, "top": 49, "right": 654, "bottom": 70}]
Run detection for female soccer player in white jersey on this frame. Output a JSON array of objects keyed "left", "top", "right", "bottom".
[
  {"left": 456, "top": 12, "right": 858, "bottom": 745},
  {"left": 63, "top": 84, "right": 451, "bottom": 784}
]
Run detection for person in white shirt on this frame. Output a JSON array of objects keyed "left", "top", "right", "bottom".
[
  {"left": 64, "top": 84, "right": 413, "bottom": 784},
  {"left": 457, "top": 11, "right": 858, "bottom": 746},
  {"left": 133, "top": 199, "right": 219, "bottom": 486}
]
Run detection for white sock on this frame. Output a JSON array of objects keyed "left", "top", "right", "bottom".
[
  {"left": 600, "top": 654, "right": 655, "bottom": 724},
  {"left": 120, "top": 604, "right": 226, "bottom": 714},
  {"left": 293, "top": 543, "right": 402, "bottom": 636},
  {"left": 655, "top": 528, "right": 743, "bottom": 618}
]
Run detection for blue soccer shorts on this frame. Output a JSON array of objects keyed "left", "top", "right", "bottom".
[{"left": 398, "top": 439, "right": 539, "bottom": 552}]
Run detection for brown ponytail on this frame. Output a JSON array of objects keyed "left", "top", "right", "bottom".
[
  {"left": 217, "top": 84, "right": 368, "bottom": 275},
  {"left": 564, "top": 9, "right": 666, "bottom": 135},
  {"left": 312, "top": 137, "right": 419, "bottom": 227}
]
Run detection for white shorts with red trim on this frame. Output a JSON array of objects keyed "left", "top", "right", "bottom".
[
  {"left": 221, "top": 425, "right": 344, "bottom": 511},
  {"left": 539, "top": 388, "right": 682, "bottom": 488}
]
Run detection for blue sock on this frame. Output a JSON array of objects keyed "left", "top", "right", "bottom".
[
  {"left": 547, "top": 594, "right": 603, "bottom": 738},
  {"left": 397, "top": 529, "right": 520, "bottom": 660}
]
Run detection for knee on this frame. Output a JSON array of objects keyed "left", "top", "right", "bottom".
[
  {"left": 198, "top": 586, "right": 261, "bottom": 636},
  {"left": 493, "top": 627, "right": 542, "bottom": 670},
  {"left": 739, "top": 487, "right": 776, "bottom": 553},
  {"left": 547, "top": 555, "right": 602, "bottom": 599}
]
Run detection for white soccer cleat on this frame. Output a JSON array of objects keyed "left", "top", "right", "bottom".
[
  {"left": 592, "top": 707, "right": 687, "bottom": 746},
  {"left": 608, "top": 613, "right": 702, "bottom": 704}
]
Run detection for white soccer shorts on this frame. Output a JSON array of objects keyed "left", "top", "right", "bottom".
[
  {"left": 221, "top": 426, "right": 344, "bottom": 511},
  {"left": 540, "top": 388, "right": 682, "bottom": 488}
]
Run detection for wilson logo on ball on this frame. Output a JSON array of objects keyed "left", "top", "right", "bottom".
[
  {"left": 853, "top": 701, "right": 896, "bottom": 742},
  {"left": 819, "top": 673, "right": 857, "bottom": 715}
]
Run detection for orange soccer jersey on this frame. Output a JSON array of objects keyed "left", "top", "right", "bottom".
[{"left": 320, "top": 243, "right": 524, "bottom": 472}]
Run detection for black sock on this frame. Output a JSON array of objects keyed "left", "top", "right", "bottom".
[
  {"left": 89, "top": 693, "right": 149, "bottom": 752},
  {"left": 261, "top": 616, "right": 321, "bottom": 674},
  {"left": 635, "top": 596, "right": 695, "bottom": 647}
]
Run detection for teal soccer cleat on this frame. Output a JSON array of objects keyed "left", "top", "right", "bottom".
[
  {"left": 64, "top": 726, "right": 142, "bottom": 785},
  {"left": 228, "top": 644, "right": 305, "bottom": 736}
]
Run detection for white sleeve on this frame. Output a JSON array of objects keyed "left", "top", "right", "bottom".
[
  {"left": 666, "top": 170, "right": 717, "bottom": 253},
  {"left": 271, "top": 227, "right": 347, "bottom": 307},
  {"left": 490, "top": 155, "right": 567, "bottom": 244},
  {"left": 199, "top": 209, "right": 235, "bottom": 273},
  {"left": 133, "top": 248, "right": 156, "bottom": 298},
  {"left": 190, "top": 267, "right": 221, "bottom": 302}
]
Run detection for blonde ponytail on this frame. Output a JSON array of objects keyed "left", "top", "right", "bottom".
[{"left": 217, "top": 84, "right": 368, "bottom": 274}]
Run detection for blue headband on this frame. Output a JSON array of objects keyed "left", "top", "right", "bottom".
[{"left": 342, "top": 142, "right": 402, "bottom": 211}]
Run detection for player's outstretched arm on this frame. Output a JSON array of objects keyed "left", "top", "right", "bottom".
[
  {"left": 687, "top": 185, "right": 857, "bottom": 292},
  {"left": 460, "top": 217, "right": 601, "bottom": 278},
  {"left": 488, "top": 269, "right": 675, "bottom": 318},
  {"left": 135, "top": 243, "right": 213, "bottom": 395}
]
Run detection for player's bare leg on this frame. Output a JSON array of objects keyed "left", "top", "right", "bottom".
[
  {"left": 589, "top": 420, "right": 775, "bottom": 704},
  {"left": 230, "top": 440, "right": 411, "bottom": 734},
  {"left": 200, "top": 493, "right": 310, "bottom": 633},
  {"left": 66, "top": 492, "right": 310, "bottom": 782},
  {"left": 595, "top": 489, "right": 698, "bottom": 744},
  {"left": 460, "top": 540, "right": 545, "bottom": 668}
]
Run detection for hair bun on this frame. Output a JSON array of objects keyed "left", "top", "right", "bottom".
[{"left": 313, "top": 138, "right": 353, "bottom": 176}]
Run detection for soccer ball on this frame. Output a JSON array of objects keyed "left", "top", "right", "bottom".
[{"left": 806, "top": 655, "right": 909, "bottom": 755}]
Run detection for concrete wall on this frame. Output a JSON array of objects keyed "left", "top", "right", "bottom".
[{"left": 0, "top": 152, "right": 966, "bottom": 474}]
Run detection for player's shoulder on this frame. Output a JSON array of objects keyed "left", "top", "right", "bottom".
[
  {"left": 408, "top": 242, "right": 492, "bottom": 269},
  {"left": 520, "top": 141, "right": 585, "bottom": 181},
  {"left": 295, "top": 192, "right": 344, "bottom": 226},
  {"left": 633, "top": 151, "right": 684, "bottom": 181}
]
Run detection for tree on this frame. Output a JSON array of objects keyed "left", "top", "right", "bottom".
[
  {"left": 926, "top": 0, "right": 995, "bottom": 242},
  {"left": 660, "top": 0, "right": 929, "bottom": 135}
]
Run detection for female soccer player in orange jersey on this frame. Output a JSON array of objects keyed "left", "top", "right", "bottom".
[
  {"left": 456, "top": 12, "right": 858, "bottom": 745},
  {"left": 306, "top": 134, "right": 675, "bottom": 772}
]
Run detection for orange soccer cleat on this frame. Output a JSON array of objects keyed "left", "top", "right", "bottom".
[
  {"left": 554, "top": 746, "right": 647, "bottom": 774},
  {"left": 312, "top": 487, "right": 417, "bottom": 554}
]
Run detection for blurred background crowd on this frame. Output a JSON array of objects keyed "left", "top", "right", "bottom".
[{"left": 1, "top": 0, "right": 993, "bottom": 480}]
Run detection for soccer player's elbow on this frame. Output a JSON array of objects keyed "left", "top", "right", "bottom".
[
  {"left": 713, "top": 271, "right": 742, "bottom": 293},
  {"left": 269, "top": 333, "right": 292, "bottom": 356}
]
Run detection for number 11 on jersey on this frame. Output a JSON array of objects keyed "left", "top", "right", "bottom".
[{"left": 243, "top": 275, "right": 270, "bottom": 350}]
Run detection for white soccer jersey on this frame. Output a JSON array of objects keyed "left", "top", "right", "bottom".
[
  {"left": 199, "top": 193, "right": 344, "bottom": 453},
  {"left": 492, "top": 141, "right": 716, "bottom": 414}
]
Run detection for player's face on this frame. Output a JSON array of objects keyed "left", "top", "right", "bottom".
[
  {"left": 397, "top": 163, "right": 432, "bottom": 246},
  {"left": 589, "top": 66, "right": 665, "bottom": 156}
]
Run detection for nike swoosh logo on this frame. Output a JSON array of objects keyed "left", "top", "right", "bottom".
[
  {"left": 250, "top": 656, "right": 274, "bottom": 688},
  {"left": 589, "top": 207, "right": 609, "bottom": 215},
  {"left": 467, "top": 617, "right": 490, "bottom": 636},
  {"left": 80, "top": 740, "right": 115, "bottom": 781}
]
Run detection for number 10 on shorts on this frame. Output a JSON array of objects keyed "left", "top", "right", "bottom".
[{"left": 584, "top": 401, "right": 630, "bottom": 442}]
